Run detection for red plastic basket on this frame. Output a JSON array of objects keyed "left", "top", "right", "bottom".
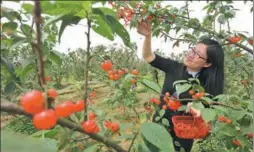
[{"left": 172, "top": 116, "right": 211, "bottom": 139}]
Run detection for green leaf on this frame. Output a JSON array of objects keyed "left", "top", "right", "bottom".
[
  {"left": 23, "top": 2, "right": 84, "bottom": 16},
  {"left": 159, "top": 110, "right": 165, "bottom": 117},
  {"left": 30, "top": 129, "right": 59, "bottom": 139},
  {"left": 141, "top": 79, "right": 161, "bottom": 93},
  {"left": 83, "top": 144, "right": 99, "bottom": 152},
  {"left": 10, "top": 38, "right": 27, "bottom": 50},
  {"left": 200, "top": 97, "right": 213, "bottom": 103},
  {"left": 148, "top": 5, "right": 156, "bottom": 13},
  {"left": 192, "top": 84, "right": 204, "bottom": 92},
  {"left": 48, "top": 51, "right": 63, "bottom": 66},
  {"left": 247, "top": 101, "right": 253, "bottom": 112},
  {"left": 218, "top": 14, "right": 226, "bottom": 24},
  {"left": 213, "top": 94, "right": 229, "bottom": 102},
  {"left": 192, "top": 102, "right": 204, "bottom": 110},
  {"left": 173, "top": 80, "right": 188, "bottom": 87},
  {"left": 140, "top": 123, "right": 174, "bottom": 151},
  {"left": 1, "top": 8, "right": 21, "bottom": 21},
  {"left": 220, "top": 125, "right": 238, "bottom": 137},
  {"left": 104, "top": 15, "right": 130, "bottom": 47},
  {"left": 201, "top": 108, "right": 217, "bottom": 122},
  {"left": 162, "top": 118, "right": 169, "bottom": 127},
  {"left": 1, "top": 130, "right": 57, "bottom": 152},
  {"left": 44, "top": 14, "right": 66, "bottom": 28},
  {"left": 19, "top": 63, "right": 34, "bottom": 82},
  {"left": 91, "top": 14, "right": 114, "bottom": 41},
  {"left": 4, "top": 81, "right": 16, "bottom": 95},
  {"left": 1, "top": 57, "right": 15, "bottom": 74},
  {"left": 22, "top": 4, "right": 33, "bottom": 13},
  {"left": 140, "top": 113, "right": 149, "bottom": 123},
  {"left": 236, "top": 135, "right": 249, "bottom": 147},
  {"left": 58, "top": 15, "right": 81, "bottom": 43},
  {"left": 155, "top": 116, "right": 161, "bottom": 122},
  {"left": 81, "top": 1, "right": 92, "bottom": 13},
  {"left": 174, "top": 141, "right": 181, "bottom": 147},
  {"left": 230, "top": 110, "right": 247, "bottom": 121},
  {"left": 212, "top": 105, "right": 229, "bottom": 113},
  {"left": 73, "top": 1, "right": 92, "bottom": 18},
  {"left": 92, "top": 7, "right": 116, "bottom": 18},
  {"left": 20, "top": 24, "right": 34, "bottom": 36},
  {"left": 178, "top": 105, "right": 187, "bottom": 111},
  {"left": 1, "top": 56, "right": 20, "bottom": 83},
  {"left": 2, "top": 22, "right": 18, "bottom": 33},
  {"left": 175, "top": 83, "right": 191, "bottom": 95},
  {"left": 136, "top": 143, "right": 151, "bottom": 152},
  {"left": 188, "top": 18, "right": 200, "bottom": 29}
]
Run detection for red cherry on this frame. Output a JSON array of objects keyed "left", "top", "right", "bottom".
[
  {"left": 20, "top": 90, "right": 45, "bottom": 115},
  {"left": 104, "top": 120, "right": 112, "bottom": 129},
  {"left": 47, "top": 89, "right": 58, "bottom": 99},
  {"left": 131, "top": 69, "right": 138, "bottom": 75},
  {"left": 89, "top": 112, "right": 96, "bottom": 120},
  {"left": 110, "top": 122, "right": 119, "bottom": 132},
  {"left": 73, "top": 100, "right": 85, "bottom": 112},
  {"left": 82, "top": 120, "right": 99, "bottom": 134},
  {"left": 55, "top": 101, "right": 75, "bottom": 118},
  {"left": 33, "top": 109, "right": 57, "bottom": 130},
  {"left": 113, "top": 74, "right": 120, "bottom": 80},
  {"left": 101, "top": 60, "right": 113, "bottom": 71},
  {"left": 131, "top": 79, "right": 136, "bottom": 84}
]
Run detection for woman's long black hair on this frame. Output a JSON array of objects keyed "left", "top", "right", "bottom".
[{"left": 198, "top": 38, "right": 225, "bottom": 96}]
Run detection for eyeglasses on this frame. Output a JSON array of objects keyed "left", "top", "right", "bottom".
[{"left": 188, "top": 47, "right": 208, "bottom": 60}]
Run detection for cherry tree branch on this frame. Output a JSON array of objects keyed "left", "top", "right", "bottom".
[
  {"left": 198, "top": 27, "right": 253, "bottom": 54},
  {"left": 160, "top": 31, "right": 191, "bottom": 42},
  {"left": 0, "top": 101, "right": 127, "bottom": 152},
  {"left": 83, "top": 13, "right": 92, "bottom": 121},
  {"left": 178, "top": 98, "right": 242, "bottom": 110},
  {"left": 32, "top": 0, "right": 46, "bottom": 88}
]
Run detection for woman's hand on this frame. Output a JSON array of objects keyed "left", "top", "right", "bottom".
[
  {"left": 137, "top": 20, "right": 151, "bottom": 37},
  {"left": 187, "top": 102, "right": 201, "bottom": 117}
]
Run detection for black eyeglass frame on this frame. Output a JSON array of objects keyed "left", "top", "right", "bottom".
[{"left": 189, "top": 47, "right": 208, "bottom": 61}]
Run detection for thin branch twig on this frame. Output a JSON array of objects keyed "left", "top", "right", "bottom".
[
  {"left": 160, "top": 31, "right": 191, "bottom": 42},
  {"left": 127, "top": 132, "right": 139, "bottom": 152},
  {"left": 83, "top": 11, "right": 92, "bottom": 121}
]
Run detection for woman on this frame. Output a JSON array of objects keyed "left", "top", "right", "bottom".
[{"left": 137, "top": 20, "right": 224, "bottom": 152}]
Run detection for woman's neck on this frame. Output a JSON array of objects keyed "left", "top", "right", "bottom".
[{"left": 186, "top": 67, "right": 201, "bottom": 73}]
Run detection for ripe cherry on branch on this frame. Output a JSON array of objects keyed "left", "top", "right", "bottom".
[
  {"left": 248, "top": 39, "right": 253, "bottom": 45},
  {"left": 191, "top": 92, "right": 204, "bottom": 100},
  {"left": 47, "top": 89, "right": 58, "bottom": 99},
  {"left": 55, "top": 101, "right": 75, "bottom": 118},
  {"left": 150, "top": 98, "right": 161, "bottom": 105},
  {"left": 82, "top": 120, "right": 100, "bottom": 134},
  {"left": 229, "top": 36, "right": 242, "bottom": 44},
  {"left": 33, "top": 109, "right": 57, "bottom": 130},
  {"left": 89, "top": 112, "right": 96, "bottom": 120},
  {"left": 20, "top": 90, "right": 45, "bottom": 115},
  {"left": 73, "top": 100, "right": 86, "bottom": 112},
  {"left": 232, "top": 139, "right": 242, "bottom": 147},
  {"left": 167, "top": 100, "right": 181, "bottom": 111},
  {"left": 104, "top": 120, "right": 120, "bottom": 133},
  {"left": 131, "top": 79, "right": 136, "bottom": 84},
  {"left": 131, "top": 69, "right": 139, "bottom": 75},
  {"left": 101, "top": 60, "right": 113, "bottom": 71}
]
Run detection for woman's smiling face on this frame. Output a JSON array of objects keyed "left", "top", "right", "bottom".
[{"left": 183, "top": 43, "right": 211, "bottom": 71}]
